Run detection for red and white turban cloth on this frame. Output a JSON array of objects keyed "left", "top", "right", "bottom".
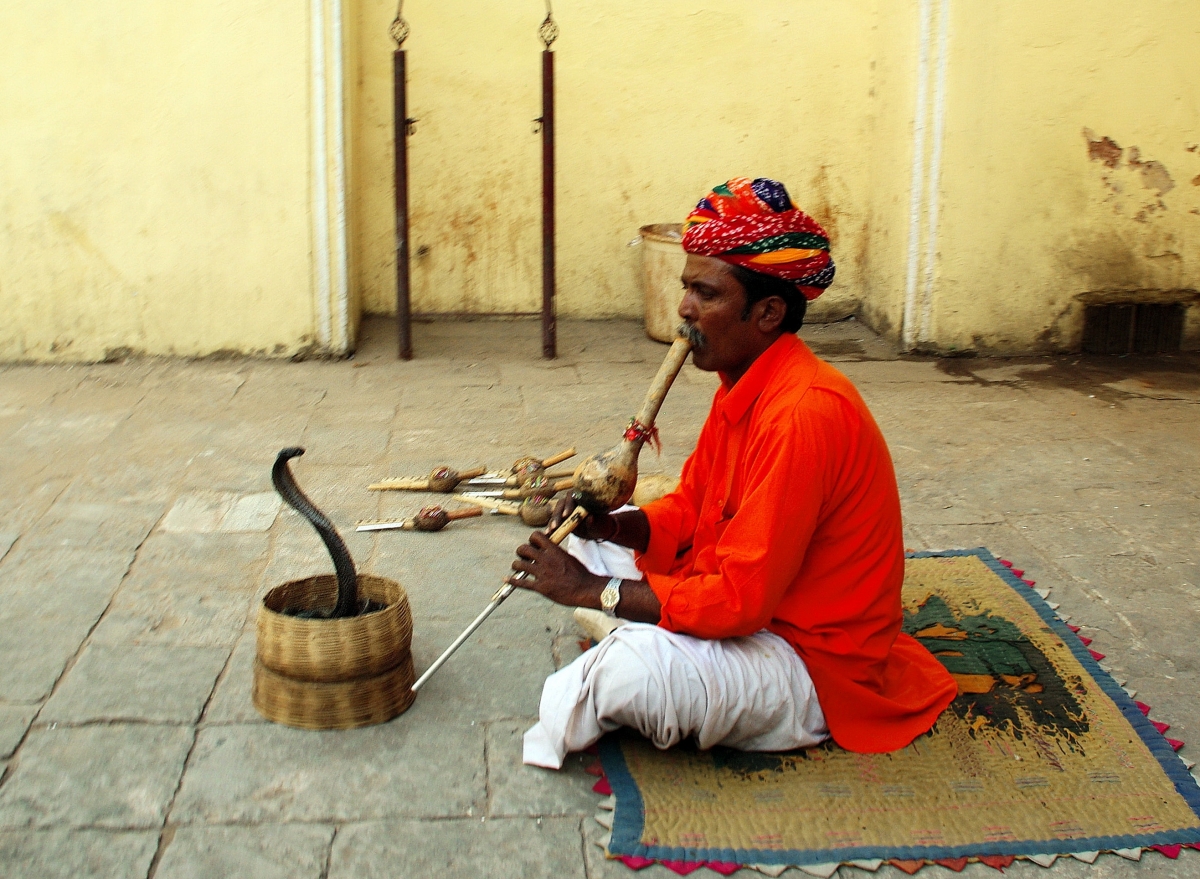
[{"left": 682, "top": 177, "right": 835, "bottom": 300}]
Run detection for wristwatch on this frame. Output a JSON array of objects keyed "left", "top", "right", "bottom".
[{"left": 600, "top": 577, "right": 622, "bottom": 618}]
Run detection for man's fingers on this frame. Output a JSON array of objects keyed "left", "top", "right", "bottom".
[
  {"left": 514, "top": 542, "right": 538, "bottom": 561},
  {"left": 529, "top": 531, "right": 554, "bottom": 549},
  {"left": 510, "top": 557, "right": 536, "bottom": 576},
  {"left": 549, "top": 495, "right": 576, "bottom": 530}
]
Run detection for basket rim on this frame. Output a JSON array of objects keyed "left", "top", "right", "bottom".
[{"left": 261, "top": 573, "right": 405, "bottom": 620}]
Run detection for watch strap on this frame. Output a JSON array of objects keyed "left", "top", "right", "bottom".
[{"left": 600, "top": 576, "right": 622, "bottom": 617}]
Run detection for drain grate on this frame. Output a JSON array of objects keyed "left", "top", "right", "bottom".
[{"left": 1082, "top": 303, "right": 1183, "bottom": 355}]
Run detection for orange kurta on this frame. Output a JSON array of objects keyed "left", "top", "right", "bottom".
[{"left": 637, "top": 333, "right": 956, "bottom": 752}]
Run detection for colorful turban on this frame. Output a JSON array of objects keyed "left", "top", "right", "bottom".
[{"left": 681, "top": 177, "right": 835, "bottom": 300}]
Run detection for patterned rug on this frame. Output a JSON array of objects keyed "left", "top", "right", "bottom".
[{"left": 591, "top": 549, "right": 1200, "bottom": 875}]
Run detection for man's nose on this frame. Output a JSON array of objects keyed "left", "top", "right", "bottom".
[{"left": 678, "top": 288, "right": 697, "bottom": 321}]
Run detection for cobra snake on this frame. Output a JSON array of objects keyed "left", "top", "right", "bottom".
[{"left": 271, "top": 447, "right": 359, "bottom": 618}]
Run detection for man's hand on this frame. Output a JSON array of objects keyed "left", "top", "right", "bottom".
[
  {"left": 549, "top": 495, "right": 652, "bottom": 553},
  {"left": 510, "top": 530, "right": 604, "bottom": 607},
  {"left": 549, "top": 495, "right": 615, "bottom": 541}
]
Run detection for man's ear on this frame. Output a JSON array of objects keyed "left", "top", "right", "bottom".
[{"left": 755, "top": 295, "right": 787, "bottom": 333}]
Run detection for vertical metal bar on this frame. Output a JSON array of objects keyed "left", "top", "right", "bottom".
[
  {"left": 541, "top": 50, "right": 556, "bottom": 359},
  {"left": 394, "top": 49, "right": 413, "bottom": 360}
]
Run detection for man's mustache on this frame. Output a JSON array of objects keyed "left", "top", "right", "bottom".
[{"left": 677, "top": 323, "right": 706, "bottom": 350}]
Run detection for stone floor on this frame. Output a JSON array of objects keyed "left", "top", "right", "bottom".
[{"left": 0, "top": 316, "right": 1197, "bottom": 878}]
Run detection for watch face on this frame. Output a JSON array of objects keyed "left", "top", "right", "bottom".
[{"left": 601, "top": 583, "right": 620, "bottom": 612}]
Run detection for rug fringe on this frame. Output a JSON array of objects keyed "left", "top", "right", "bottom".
[
  {"left": 748, "top": 865, "right": 787, "bottom": 877},
  {"left": 846, "top": 858, "right": 884, "bottom": 870},
  {"left": 977, "top": 855, "right": 1015, "bottom": 870},
  {"left": 796, "top": 863, "right": 839, "bottom": 877},
  {"left": 933, "top": 856, "right": 968, "bottom": 871}
]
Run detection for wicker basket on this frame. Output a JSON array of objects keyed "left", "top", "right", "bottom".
[
  {"left": 252, "top": 654, "right": 416, "bottom": 730},
  {"left": 257, "top": 574, "right": 413, "bottom": 682}
]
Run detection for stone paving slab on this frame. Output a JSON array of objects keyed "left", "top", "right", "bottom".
[
  {"left": 486, "top": 721, "right": 600, "bottom": 818},
  {"left": 0, "top": 548, "right": 136, "bottom": 701},
  {"left": 62, "top": 461, "right": 182, "bottom": 505},
  {"left": 0, "top": 724, "right": 193, "bottom": 829},
  {"left": 219, "top": 493, "right": 282, "bottom": 533},
  {"left": 160, "top": 493, "right": 231, "bottom": 536},
  {"left": 0, "top": 531, "right": 17, "bottom": 562},
  {"left": 201, "top": 631, "right": 264, "bottom": 726},
  {"left": 178, "top": 455, "right": 275, "bottom": 498},
  {"left": 309, "top": 396, "right": 398, "bottom": 426},
  {"left": 12, "top": 412, "right": 126, "bottom": 459},
  {"left": 0, "top": 365, "right": 84, "bottom": 406},
  {"left": 154, "top": 823, "right": 335, "bottom": 879},
  {"left": 172, "top": 720, "right": 485, "bottom": 824},
  {"left": 327, "top": 816, "right": 587, "bottom": 879},
  {"left": 20, "top": 500, "right": 164, "bottom": 553},
  {"left": 88, "top": 417, "right": 215, "bottom": 474},
  {"left": 298, "top": 424, "right": 393, "bottom": 467},
  {"left": 40, "top": 645, "right": 230, "bottom": 724},
  {"left": 0, "top": 705, "right": 36, "bottom": 758},
  {"left": 836, "top": 359, "right": 976, "bottom": 384},
  {"left": 0, "top": 625, "right": 100, "bottom": 704},
  {"left": 88, "top": 591, "right": 251, "bottom": 650},
  {"left": 0, "top": 546, "right": 134, "bottom": 617},
  {"left": 87, "top": 534, "right": 269, "bottom": 649},
  {"left": 0, "top": 827, "right": 159, "bottom": 879},
  {"left": 199, "top": 413, "right": 314, "bottom": 456},
  {"left": 0, "top": 476, "right": 72, "bottom": 534},
  {"left": 120, "top": 531, "right": 270, "bottom": 589},
  {"left": 405, "top": 621, "right": 556, "bottom": 723},
  {"left": 160, "top": 492, "right": 280, "bottom": 534}
]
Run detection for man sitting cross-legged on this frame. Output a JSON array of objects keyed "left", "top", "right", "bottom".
[{"left": 510, "top": 177, "right": 957, "bottom": 769}]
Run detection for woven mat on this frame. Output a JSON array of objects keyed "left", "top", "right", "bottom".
[{"left": 594, "top": 549, "right": 1200, "bottom": 874}]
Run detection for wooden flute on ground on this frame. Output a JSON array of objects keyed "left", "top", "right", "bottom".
[
  {"left": 411, "top": 337, "right": 693, "bottom": 693},
  {"left": 355, "top": 505, "right": 483, "bottom": 532},
  {"left": 370, "top": 449, "right": 577, "bottom": 493}
]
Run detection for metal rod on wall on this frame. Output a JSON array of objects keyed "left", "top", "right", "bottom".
[
  {"left": 539, "top": 7, "right": 559, "bottom": 359},
  {"left": 391, "top": 7, "right": 413, "bottom": 359}
]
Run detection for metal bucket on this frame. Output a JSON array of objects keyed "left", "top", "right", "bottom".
[{"left": 639, "top": 223, "right": 686, "bottom": 343}]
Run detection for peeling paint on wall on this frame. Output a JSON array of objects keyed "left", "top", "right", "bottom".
[
  {"left": 1081, "top": 129, "right": 1183, "bottom": 223},
  {"left": 1085, "top": 130, "right": 1123, "bottom": 168},
  {"left": 1126, "top": 147, "right": 1175, "bottom": 195}
]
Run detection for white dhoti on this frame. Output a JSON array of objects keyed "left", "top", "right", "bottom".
[{"left": 522, "top": 538, "right": 829, "bottom": 769}]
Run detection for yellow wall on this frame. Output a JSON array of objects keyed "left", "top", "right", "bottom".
[
  {"left": 861, "top": 0, "right": 925, "bottom": 344},
  {"left": 0, "top": 1, "right": 323, "bottom": 362},
  {"left": 353, "top": 0, "right": 873, "bottom": 323},
  {"left": 4, "top": 1, "right": 1198, "bottom": 361},
  {"left": 864, "top": 0, "right": 1200, "bottom": 353},
  {"left": 928, "top": 0, "right": 1200, "bottom": 353}
]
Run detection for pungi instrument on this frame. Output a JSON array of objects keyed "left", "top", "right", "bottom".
[
  {"left": 369, "top": 466, "right": 487, "bottom": 493},
  {"left": 457, "top": 469, "right": 573, "bottom": 490},
  {"left": 410, "top": 506, "right": 587, "bottom": 692},
  {"left": 410, "top": 336, "right": 693, "bottom": 692},
  {"left": 355, "top": 505, "right": 483, "bottom": 533},
  {"left": 451, "top": 493, "right": 553, "bottom": 527},
  {"left": 457, "top": 476, "right": 573, "bottom": 501}
]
